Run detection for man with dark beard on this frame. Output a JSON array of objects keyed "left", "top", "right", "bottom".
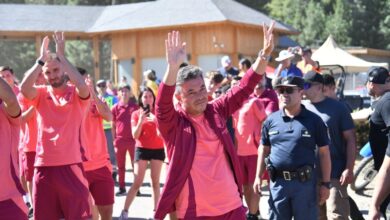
[{"left": 20, "top": 32, "right": 91, "bottom": 220}]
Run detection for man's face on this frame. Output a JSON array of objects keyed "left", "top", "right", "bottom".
[
  {"left": 119, "top": 87, "right": 131, "bottom": 101},
  {"left": 0, "top": 70, "right": 14, "bottom": 86},
  {"left": 322, "top": 84, "right": 336, "bottom": 97},
  {"left": 276, "top": 86, "right": 302, "bottom": 108},
  {"left": 42, "top": 60, "right": 65, "bottom": 88},
  {"left": 96, "top": 84, "right": 106, "bottom": 95},
  {"left": 281, "top": 58, "right": 291, "bottom": 67},
  {"left": 176, "top": 76, "right": 208, "bottom": 116},
  {"left": 303, "top": 82, "right": 323, "bottom": 101}
]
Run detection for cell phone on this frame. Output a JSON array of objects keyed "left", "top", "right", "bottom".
[{"left": 142, "top": 104, "right": 150, "bottom": 114}]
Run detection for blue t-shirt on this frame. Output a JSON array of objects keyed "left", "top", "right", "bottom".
[
  {"left": 303, "top": 98, "right": 355, "bottom": 179},
  {"left": 279, "top": 64, "right": 303, "bottom": 78},
  {"left": 261, "top": 105, "right": 329, "bottom": 170}
]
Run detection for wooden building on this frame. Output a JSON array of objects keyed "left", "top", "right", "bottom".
[{"left": 0, "top": 0, "right": 298, "bottom": 92}]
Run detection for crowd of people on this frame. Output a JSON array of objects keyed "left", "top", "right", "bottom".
[{"left": 0, "top": 21, "right": 389, "bottom": 220}]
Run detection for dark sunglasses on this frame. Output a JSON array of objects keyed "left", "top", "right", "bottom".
[
  {"left": 276, "top": 87, "right": 297, "bottom": 94},
  {"left": 303, "top": 82, "right": 320, "bottom": 90}
]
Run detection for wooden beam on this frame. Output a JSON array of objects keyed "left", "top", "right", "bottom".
[
  {"left": 92, "top": 36, "right": 100, "bottom": 80},
  {"left": 191, "top": 29, "right": 198, "bottom": 66},
  {"left": 35, "top": 35, "right": 42, "bottom": 58},
  {"left": 134, "top": 32, "right": 141, "bottom": 96},
  {"left": 113, "top": 59, "right": 118, "bottom": 85}
]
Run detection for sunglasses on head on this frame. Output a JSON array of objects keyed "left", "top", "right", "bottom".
[{"left": 276, "top": 87, "right": 297, "bottom": 94}]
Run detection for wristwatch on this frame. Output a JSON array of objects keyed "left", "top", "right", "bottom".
[
  {"left": 321, "top": 181, "right": 331, "bottom": 189},
  {"left": 36, "top": 59, "right": 45, "bottom": 66}
]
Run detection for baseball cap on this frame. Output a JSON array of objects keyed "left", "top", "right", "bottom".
[
  {"left": 96, "top": 79, "right": 106, "bottom": 87},
  {"left": 118, "top": 83, "right": 131, "bottom": 91},
  {"left": 221, "top": 55, "right": 232, "bottom": 68},
  {"left": 303, "top": 71, "right": 324, "bottom": 84},
  {"left": 275, "top": 50, "right": 294, "bottom": 62},
  {"left": 275, "top": 75, "right": 304, "bottom": 89},
  {"left": 368, "top": 67, "right": 390, "bottom": 84}
]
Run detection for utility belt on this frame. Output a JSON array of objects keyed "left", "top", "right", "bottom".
[{"left": 265, "top": 157, "right": 313, "bottom": 182}]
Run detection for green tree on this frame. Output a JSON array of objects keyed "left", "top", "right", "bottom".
[
  {"left": 350, "top": 0, "right": 386, "bottom": 48},
  {"left": 380, "top": 0, "right": 390, "bottom": 49},
  {"left": 0, "top": 40, "right": 36, "bottom": 81},
  {"left": 324, "top": 0, "right": 352, "bottom": 46}
]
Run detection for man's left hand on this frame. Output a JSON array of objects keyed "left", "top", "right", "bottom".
[
  {"left": 319, "top": 186, "right": 330, "bottom": 205},
  {"left": 53, "top": 31, "right": 65, "bottom": 58},
  {"left": 340, "top": 168, "right": 354, "bottom": 185}
]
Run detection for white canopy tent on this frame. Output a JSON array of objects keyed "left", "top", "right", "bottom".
[{"left": 312, "top": 35, "right": 388, "bottom": 73}]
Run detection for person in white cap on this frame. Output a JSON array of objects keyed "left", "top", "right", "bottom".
[
  {"left": 219, "top": 55, "right": 239, "bottom": 78},
  {"left": 274, "top": 50, "right": 302, "bottom": 78}
]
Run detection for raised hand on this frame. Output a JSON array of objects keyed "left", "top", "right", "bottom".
[
  {"left": 262, "top": 21, "right": 275, "bottom": 56},
  {"left": 40, "top": 36, "right": 50, "bottom": 62},
  {"left": 165, "top": 31, "right": 186, "bottom": 68},
  {"left": 53, "top": 31, "right": 65, "bottom": 58}
]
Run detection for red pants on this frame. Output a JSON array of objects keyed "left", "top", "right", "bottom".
[
  {"left": 33, "top": 164, "right": 91, "bottom": 220},
  {"left": 115, "top": 142, "right": 135, "bottom": 188}
]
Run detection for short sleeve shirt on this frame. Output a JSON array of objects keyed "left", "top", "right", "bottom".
[
  {"left": 303, "top": 98, "right": 355, "bottom": 178},
  {"left": 279, "top": 64, "right": 303, "bottom": 78},
  {"left": 0, "top": 101, "right": 24, "bottom": 200},
  {"left": 30, "top": 85, "right": 90, "bottom": 167},
  {"left": 369, "top": 92, "right": 390, "bottom": 170},
  {"left": 261, "top": 105, "right": 329, "bottom": 170}
]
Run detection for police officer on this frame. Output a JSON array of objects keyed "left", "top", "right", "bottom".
[
  {"left": 366, "top": 67, "right": 390, "bottom": 218},
  {"left": 254, "top": 75, "right": 331, "bottom": 220},
  {"left": 303, "top": 71, "right": 356, "bottom": 220}
]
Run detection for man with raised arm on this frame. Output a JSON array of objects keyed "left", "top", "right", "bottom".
[
  {"left": 0, "top": 77, "right": 27, "bottom": 220},
  {"left": 154, "top": 21, "right": 274, "bottom": 220},
  {"left": 20, "top": 32, "right": 91, "bottom": 220}
]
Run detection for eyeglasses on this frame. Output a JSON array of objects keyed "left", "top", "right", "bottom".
[{"left": 276, "top": 87, "right": 298, "bottom": 94}]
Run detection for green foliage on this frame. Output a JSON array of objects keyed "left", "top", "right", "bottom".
[
  {"left": 0, "top": 40, "right": 36, "bottom": 82},
  {"left": 65, "top": 40, "right": 93, "bottom": 75},
  {"left": 267, "top": 0, "right": 389, "bottom": 49}
]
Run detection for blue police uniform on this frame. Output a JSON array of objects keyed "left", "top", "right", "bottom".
[{"left": 261, "top": 105, "right": 329, "bottom": 220}]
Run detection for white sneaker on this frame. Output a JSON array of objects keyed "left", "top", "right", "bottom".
[{"left": 118, "top": 210, "right": 128, "bottom": 220}]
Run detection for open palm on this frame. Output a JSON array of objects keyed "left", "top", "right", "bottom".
[{"left": 165, "top": 31, "right": 186, "bottom": 67}]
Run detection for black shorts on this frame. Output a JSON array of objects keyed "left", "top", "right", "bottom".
[{"left": 135, "top": 147, "right": 165, "bottom": 162}]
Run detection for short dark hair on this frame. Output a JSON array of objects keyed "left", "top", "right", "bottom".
[
  {"left": 138, "top": 86, "right": 156, "bottom": 109},
  {"left": 239, "top": 58, "right": 251, "bottom": 69},
  {"left": 323, "top": 74, "right": 335, "bottom": 86},
  {"left": 0, "top": 66, "right": 13, "bottom": 74},
  {"left": 176, "top": 65, "right": 203, "bottom": 93}
]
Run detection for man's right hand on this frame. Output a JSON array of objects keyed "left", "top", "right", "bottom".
[{"left": 165, "top": 31, "right": 186, "bottom": 69}]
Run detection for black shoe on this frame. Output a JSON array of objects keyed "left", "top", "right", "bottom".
[
  {"left": 136, "top": 190, "right": 141, "bottom": 196},
  {"left": 246, "top": 213, "right": 258, "bottom": 220},
  {"left": 115, "top": 187, "right": 126, "bottom": 196},
  {"left": 26, "top": 202, "right": 31, "bottom": 208},
  {"left": 112, "top": 171, "right": 117, "bottom": 182}
]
